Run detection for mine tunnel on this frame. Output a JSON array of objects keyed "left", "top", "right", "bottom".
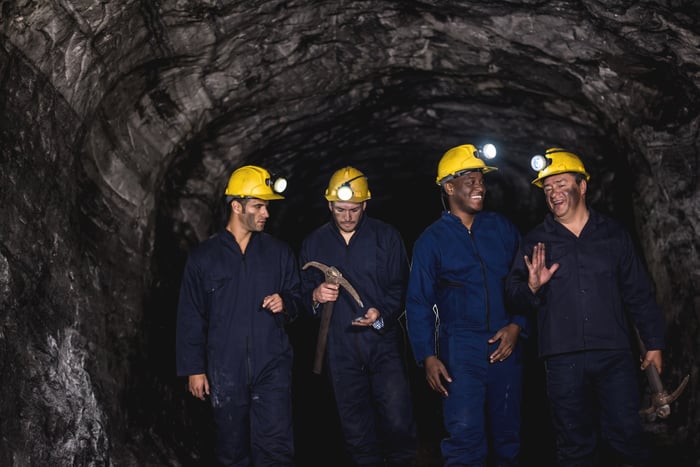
[{"left": 1, "top": 1, "right": 698, "bottom": 466}]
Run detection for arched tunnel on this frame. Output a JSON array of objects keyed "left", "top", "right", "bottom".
[{"left": 1, "top": 1, "right": 699, "bottom": 465}]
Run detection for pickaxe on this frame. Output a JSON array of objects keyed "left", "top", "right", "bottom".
[
  {"left": 635, "top": 327, "right": 689, "bottom": 420},
  {"left": 303, "top": 261, "right": 364, "bottom": 374}
]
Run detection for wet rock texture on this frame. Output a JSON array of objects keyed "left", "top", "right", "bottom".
[{"left": 1, "top": 1, "right": 698, "bottom": 465}]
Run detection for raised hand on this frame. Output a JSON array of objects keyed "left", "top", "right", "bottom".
[{"left": 524, "top": 242, "right": 559, "bottom": 293}]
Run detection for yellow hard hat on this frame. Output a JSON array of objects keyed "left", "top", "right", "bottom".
[
  {"left": 435, "top": 144, "right": 497, "bottom": 186},
  {"left": 530, "top": 148, "right": 590, "bottom": 187},
  {"left": 224, "top": 165, "right": 286, "bottom": 200},
  {"left": 325, "top": 166, "right": 371, "bottom": 202}
]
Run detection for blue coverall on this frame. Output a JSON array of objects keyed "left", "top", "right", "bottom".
[
  {"left": 406, "top": 211, "right": 526, "bottom": 467},
  {"left": 506, "top": 209, "right": 665, "bottom": 466},
  {"left": 176, "top": 229, "right": 302, "bottom": 466},
  {"left": 299, "top": 215, "right": 417, "bottom": 466}
]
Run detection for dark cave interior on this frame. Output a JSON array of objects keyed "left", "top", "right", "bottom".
[{"left": 1, "top": 1, "right": 699, "bottom": 465}]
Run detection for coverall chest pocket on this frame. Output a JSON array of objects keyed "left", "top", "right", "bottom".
[{"left": 203, "top": 275, "right": 235, "bottom": 316}]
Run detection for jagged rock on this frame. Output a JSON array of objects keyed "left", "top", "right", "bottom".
[{"left": 1, "top": 1, "right": 698, "bottom": 465}]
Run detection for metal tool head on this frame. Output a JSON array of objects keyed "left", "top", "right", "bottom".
[
  {"left": 303, "top": 261, "right": 364, "bottom": 307},
  {"left": 640, "top": 374, "right": 690, "bottom": 420}
]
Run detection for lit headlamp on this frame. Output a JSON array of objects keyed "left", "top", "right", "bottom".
[
  {"left": 480, "top": 143, "right": 497, "bottom": 160},
  {"left": 336, "top": 175, "right": 366, "bottom": 201},
  {"left": 443, "top": 143, "right": 498, "bottom": 182},
  {"left": 530, "top": 154, "right": 550, "bottom": 172}
]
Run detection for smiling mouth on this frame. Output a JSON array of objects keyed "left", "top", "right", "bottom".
[{"left": 550, "top": 201, "right": 567, "bottom": 211}]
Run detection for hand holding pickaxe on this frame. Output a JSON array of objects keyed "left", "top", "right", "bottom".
[
  {"left": 303, "top": 261, "right": 364, "bottom": 375},
  {"left": 635, "top": 327, "right": 689, "bottom": 420}
]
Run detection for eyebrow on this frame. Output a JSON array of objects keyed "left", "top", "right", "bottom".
[{"left": 544, "top": 177, "right": 568, "bottom": 187}]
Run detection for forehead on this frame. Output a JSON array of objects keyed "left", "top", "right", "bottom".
[
  {"left": 453, "top": 171, "right": 484, "bottom": 183},
  {"left": 543, "top": 172, "right": 576, "bottom": 186},
  {"left": 245, "top": 198, "right": 269, "bottom": 207},
  {"left": 332, "top": 201, "right": 362, "bottom": 210}
]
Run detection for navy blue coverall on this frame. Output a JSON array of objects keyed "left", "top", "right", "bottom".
[
  {"left": 176, "top": 229, "right": 302, "bottom": 466},
  {"left": 299, "top": 215, "right": 417, "bottom": 466},
  {"left": 406, "top": 211, "right": 526, "bottom": 467},
  {"left": 505, "top": 209, "right": 666, "bottom": 466}
]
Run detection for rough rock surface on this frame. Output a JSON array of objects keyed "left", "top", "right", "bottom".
[{"left": 1, "top": 1, "right": 698, "bottom": 465}]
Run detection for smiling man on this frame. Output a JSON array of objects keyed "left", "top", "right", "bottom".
[
  {"left": 505, "top": 148, "right": 665, "bottom": 467},
  {"left": 406, "top": 144, "right": 527, "bottom": 467}
]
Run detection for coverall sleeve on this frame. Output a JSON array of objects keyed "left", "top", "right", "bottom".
[
  {"left": 298, "top": 239, "right": 324, "bottom": 316},
  {"left": 405, "top": 237, "right": 439, "bottom": 365},
  {"left": 175, "top": 257, "right": 208, "bottom": 376},
  {"left": 504, "top": 224, "right": 530, "bottom": 337},
  {"left": 617, "top": 229, "right": 665, "bottom": 351},
  {"left": 372, "top": 227, "right": 410, "bottom": 328},
  {"left": 279, "top": 245, "right": 303, "bottom": 323}
]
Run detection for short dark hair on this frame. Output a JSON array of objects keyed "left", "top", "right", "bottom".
[
  {"left": 226, "top": 196, "right": 250, "bottom": 207},
  {"left": 574, "top": 173, "right": 587, "bottom": 184}
]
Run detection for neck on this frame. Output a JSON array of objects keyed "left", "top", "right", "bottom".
[
  {"left": 340, "top": 230, "right": 354, "bottom": 244},
  {"left": 450, "top": 209, "right": 476, "bottom": 230},
  {"left": 226, "top": 222, "right": 252, "bottom": 252},
  {"left": 557, "top": 205, "right": 589, "bottom": 237}
]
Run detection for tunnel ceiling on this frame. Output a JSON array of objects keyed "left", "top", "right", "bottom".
[
  {"left": 2, "top": 0, "right": 700, "bottom": 464},
  {"left": 4, "top": 0, "right": 699, "bottom": 250}
]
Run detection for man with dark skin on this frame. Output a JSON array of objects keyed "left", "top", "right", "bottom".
[{"left": 407, "top": 144, "right": 526, "bottom": 467}]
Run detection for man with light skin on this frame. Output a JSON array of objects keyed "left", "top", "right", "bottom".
[
  {"left": 176, "top": 165, "right": 302, "bottom": 466},
  {"left": 300, "top": 166, "right": 417, "bottom": 467},
  {"left": 313, "top": 200, "right": 382, "bottom": 326},
  {"left": 187, "top": 196, "right": 289, "bottom": 398},
  {"left": 506, "top": 148, "right": 664, "bottom": 467}
]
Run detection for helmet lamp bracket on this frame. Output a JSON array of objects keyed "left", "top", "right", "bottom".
[{"left": 336, "top": 174, "right": 367, "bottom": 201}]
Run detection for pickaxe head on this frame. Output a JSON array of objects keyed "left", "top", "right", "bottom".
[
  {"left": 640, "top": 374, "right": 690, "bottom": 420},
  {"left": 634, "top": 327, "right": 690, "bottom": 421},
  {"left": 302, "top": 261, "right": 364, "bottom": 307}
]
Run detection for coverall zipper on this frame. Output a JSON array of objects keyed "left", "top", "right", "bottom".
[{"left": 467, "top": 228, "right": 491, "bottom": 333}]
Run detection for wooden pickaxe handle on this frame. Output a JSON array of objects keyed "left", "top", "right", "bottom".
[
  {"left": 313, "top": 302, "right": 334, "bottom": 374},
  {"left": 634, "top": 326, "right": 689, "bottom": 419},
  {"left": 303, "top": 261, "right": 364, "bottom": 375}
]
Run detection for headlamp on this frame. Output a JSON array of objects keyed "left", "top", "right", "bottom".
[
  {"left": 337, "top": 184, "right": 353, "bottom": 201},
  {"left": 530, "top": 154, "right": 549, "bottom": 172},
  {"left": 265, "top": 171, "right": 287, "bottom": 194},
  {"left": 335, "top": 175, "right": 366, "bottom": 201},
  {"left": 272, "top": 177, "right": 287, "bottom": 194},
  {"left": 480, "top": 143, "right": 497, "bottom": 160}
]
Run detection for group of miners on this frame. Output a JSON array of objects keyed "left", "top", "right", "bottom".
[{"left": 175, "top": 144, "right": 665, "bottom": 467}]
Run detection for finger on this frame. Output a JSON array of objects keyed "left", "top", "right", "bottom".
[{"left": 432, "top": 381, "right": 447, "bottom": 396}]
